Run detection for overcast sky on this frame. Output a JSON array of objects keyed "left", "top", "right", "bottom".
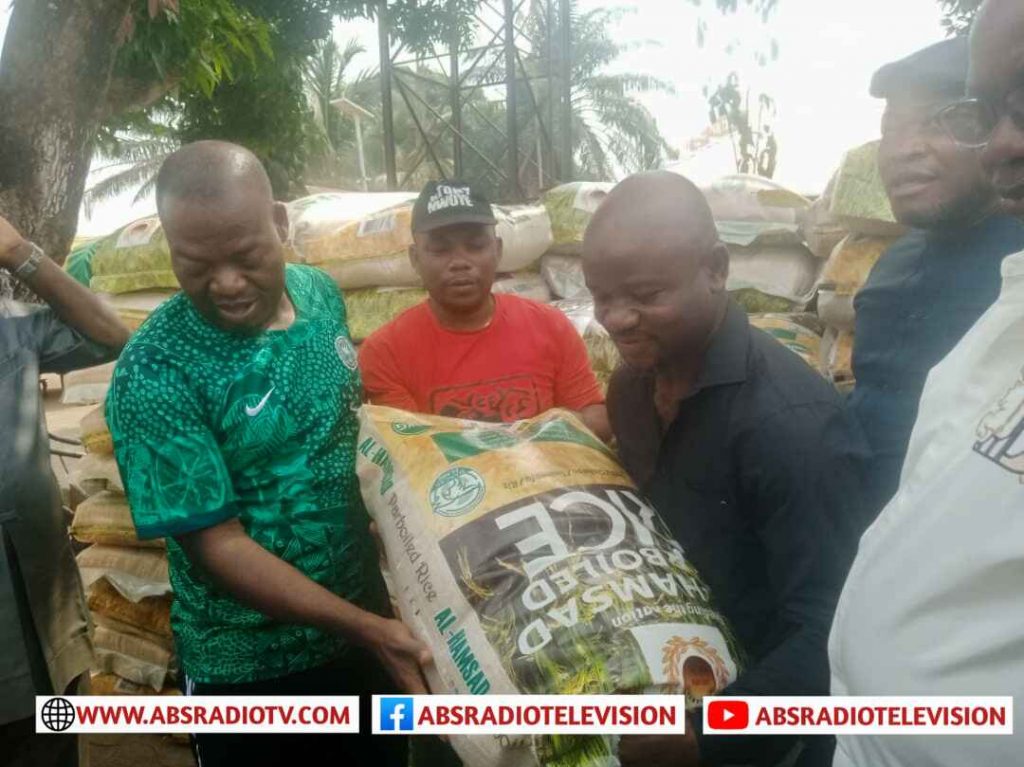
[{"left": 0, "top": 0, "right": 947, "bottom": 235}]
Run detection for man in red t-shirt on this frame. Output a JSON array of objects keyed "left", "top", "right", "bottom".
[{"left": 359, "top": 179, "right": 609, "bottom": 439}]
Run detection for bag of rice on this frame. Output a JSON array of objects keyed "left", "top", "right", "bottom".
[
  {"left": 80, "top": 404, "right": 112, "bottom": 455},
  {"left": 88, "top": 578, "right": 173, "bottom": 639},
  {"left": 727, "top": 243, "right": 823, "bottom": 309},
  {"left": 90, "top": 217, "right": 178, "bottom": 295},
  {"left": 701, "top": 174, "right": 810, "bottom": 248},
  {"left": 541, "top": 254, "right": 589, "bottom": 300},
  {"left": 297, "top": 200, "right": 551, "bottom": 289},
  {"left": 816, "top": 235, "right": 895, "bottom": 331},
  {"left": 821, "top": 327, "right": 856, "bottom": 393},
  {"left": 357, "top": 405, "right": 743, "bottom": 767},
  {"left": 749, "top": 314, "right": 824, "bottom": 372},
  {"left": 343, "top": 286, "right": 429, "bottom": 342},
  {"left": 90, "top": 672, "right": 181, "bottom": 696},
  {"left": 799, "top": 174, "right": 848, "bottom": 260},
  {"left": 93, "top": 612, "right": 175, "bottom": 653},
  {"left": 829, "top": 142, "right": 907, "bottom": 238},
  {"left": 99, "top": 290, "right": 178, "bottom": 332},
  {"left": 61, "top": 361, "right": 116, "bottom": 406},
  {"left": 92, "top": 625, "right": 172, "bottom": 691},
  {"left": 552, "top": 299, "right": 619, "bottom": 391},
  {"left": 542, "top": 183, "right": 614, "bottom": 255},
  {"left": 77, "top": 545, "right": 171, "bottom": 603},
  {"left": 72, "top": 491, "right": 164, "bottom": 549},
  {"left": 70, "top": 454, "right": 124, "bottom": 497},
  {"left": 491, "top": 272, "right": 552, "bottom": 304}
]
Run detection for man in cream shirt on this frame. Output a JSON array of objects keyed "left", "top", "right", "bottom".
[{"left": 829, "top": 2, "right": 1024, "bottom": 764}]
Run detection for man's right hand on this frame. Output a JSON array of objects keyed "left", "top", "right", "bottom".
[{"left": 367, "top": 617, "right": 433, "bottom": 694}]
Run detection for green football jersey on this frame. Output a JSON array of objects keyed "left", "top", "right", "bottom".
[{"left": 107, "top": 264, "right": 383, "bottom": 684}]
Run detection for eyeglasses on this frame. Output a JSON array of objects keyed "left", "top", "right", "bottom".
[{"left": 935, "top": 87, "right": 1024, "bottom": 149}]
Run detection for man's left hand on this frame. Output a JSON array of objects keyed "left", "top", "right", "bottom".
[
  {"left": 618, "top": 730, "right": 700, "bottom": 767},
  {"left": 0, "top": 214, "right": 29, "bottom": 268}
]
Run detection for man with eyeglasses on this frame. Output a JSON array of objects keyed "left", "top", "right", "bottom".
[
  {"left": 830, "top": 2, "right": 1024, "bottom": 764},
  {"left": 849, "top": 36, "right": 1024, "bottom": 517}
]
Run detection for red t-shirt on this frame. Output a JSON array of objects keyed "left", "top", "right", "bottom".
[{"left": 358, "top": 294, "right": 604, "bottom": 421}]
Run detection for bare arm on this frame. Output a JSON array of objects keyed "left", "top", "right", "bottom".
[
  {"left": 0, "top": 216, "right": 130, "bottom": 351},
  {"left": 580, "top": 403, "right": 613, "bottom": 443},
  {"left": 177, "top": 518, "right": 432, "bottom": 693}
]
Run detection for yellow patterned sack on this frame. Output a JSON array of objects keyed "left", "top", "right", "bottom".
[
  {"left": 72, "top": 491, "right": 164, "bottom": 549},
  {"left": 358, "top": 405, "right": 743, "bottom": 767},
  {"left": 88, "top": 578, "right": 173, "bottom": 639},
  {"left": 829, "top": 142, "right": 907, "bottom": 237},
  {"left": 90, "top": 673, "right": 180, "bottom": 696},
  {"left": 542, "top": 182, "right": 614, "bottom": 255},
  {"left": 342, "top": 286, "right": 429, "bottom": 342},
  {"left": 93, "top": 625, "right": 172, "bottom": 692},
  {"left": 750, "top": 314, "right": 823, "bottom": 372},
  {"left": 100, "top": 290, "right": 178, "bottom": 332},
  {"left": 298, "top": 201, "right": 552, "bottom": 289},
  {"left": 77, "top": 545, "right": 171, "bottom": 603},
  {"left": 820, "top": 235, "right": 893, "bottom": 295},
  {"left": 90, "top": 217, "right": 178, "bottom": 294},
  {"left": 80, "top": 404, "right": 112, "bottom": 455}
]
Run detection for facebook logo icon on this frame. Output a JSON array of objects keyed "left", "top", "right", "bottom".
[{"left": 379, "top": 697, "right": 414, "bottom": 731}]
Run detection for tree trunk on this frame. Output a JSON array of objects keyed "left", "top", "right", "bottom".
[{"left": 0, "top": 0, "right": 133, "bottom": 269}]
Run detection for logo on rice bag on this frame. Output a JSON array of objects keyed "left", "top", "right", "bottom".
[
  {"left": 391, "top": 422, "right": 431, "bottom": 436},
  {"left": 430, "top": 468, "right": 486, "bottom": 517}
]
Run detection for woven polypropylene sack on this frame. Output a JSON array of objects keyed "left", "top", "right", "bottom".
[
  {"left": 357, "top": 405, "right": 743, "bottom": 767},
  {"left": 71, "top": 491, "right": 164, "bottom": 549},
  {"left": 80, "top": 404, "right": 112, "bottom": 455},
  {"left": 88, "top": 578, "right": 172, "bottom": 639},
  {"left": 77, "top": 545, "right": 171, "bottom": 603}
]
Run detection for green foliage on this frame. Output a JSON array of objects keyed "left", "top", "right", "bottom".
[
  {"left": 112, "top": 0, "right": 272, "bottom": 103},
  {"left": 939, "top": 0, "right": 982, "bottom": 36},
  {"left": 706, "top": 72, "right": 778, "bottom": 178},
  {"left": 302, "top": 38, "right": 367, "bottom": 184},
  {"left": 176, "top": 57, "right": 314, "bottom": 199}
]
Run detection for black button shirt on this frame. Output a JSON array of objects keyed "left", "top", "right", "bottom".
[{"left": 608, "top": 301, "right": 871, "bottom": 767}]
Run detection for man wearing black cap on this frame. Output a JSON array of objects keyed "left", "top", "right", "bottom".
[
  {"left": 359, "top": 180, "right": 609, "bottom": 438},
  {"left": 849, "top": 37, "right": 1024, "bottom": 514}
]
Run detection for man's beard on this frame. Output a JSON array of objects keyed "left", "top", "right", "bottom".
[{"left": 900, "top": 187, "right": 998, "bottom": 231}]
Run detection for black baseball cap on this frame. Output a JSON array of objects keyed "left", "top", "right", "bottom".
[
  {"left": 870, "top": 37, "right": 968, "bottom": 100},
  {"left": 411, "top": 180, "right": 497, "bottom": 233}
]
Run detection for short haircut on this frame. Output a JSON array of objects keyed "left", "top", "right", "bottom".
[{"left": 155, "top": 140, "right": 272, "bottom": 212}]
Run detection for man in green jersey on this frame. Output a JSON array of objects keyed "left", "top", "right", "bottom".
[{"left": 106, "top": 141, "right": 429, "bottom": 766}]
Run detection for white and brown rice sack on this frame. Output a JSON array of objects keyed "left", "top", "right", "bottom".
[{"left": 357, "top": 405, "right": 743, "bottom": 767}]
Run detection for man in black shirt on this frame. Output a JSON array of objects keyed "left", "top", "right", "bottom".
[{"left": 581, "top": 171, "right": 870, "bottom": 767}]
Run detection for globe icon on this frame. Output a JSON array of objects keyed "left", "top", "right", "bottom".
[{"left": 41, "top": 697, "right": 75, "bottom": 732}]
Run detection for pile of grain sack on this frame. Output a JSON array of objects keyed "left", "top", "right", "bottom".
[
  {"left": 70, "top": 405, "right": 178, "bottom": 698},
  {"left": 810, "top": 140, "right": 906, "bottom": 393},
  {"left": 63, "top": 139, "right": 902, "bottom": 398}
]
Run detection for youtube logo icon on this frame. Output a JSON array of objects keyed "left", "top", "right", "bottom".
[{"left": 706, "top": 700, "right": 750, "bottom": 731}]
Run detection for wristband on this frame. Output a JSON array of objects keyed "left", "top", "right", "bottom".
[{"left": 11, "top": 241, "right": 45, "bottom": 280}]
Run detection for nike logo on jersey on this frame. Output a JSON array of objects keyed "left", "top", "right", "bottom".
[{"left": 245, "top": 387, "right": 275, "bottom": 417}]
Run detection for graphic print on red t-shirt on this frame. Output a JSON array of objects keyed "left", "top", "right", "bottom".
[{"left": 429, "top": 374, "right": 541, "bottom": 422}]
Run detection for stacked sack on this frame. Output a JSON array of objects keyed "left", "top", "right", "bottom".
[
  {"left": 539, "top": 177, "right": 829, "bottom": 387},
  {"left": 538, "top": 177, "right": 825, "bottom": 314},
  {"left": 71, "top": 405, "right": 177, "bottom": 696},
  {"left": 810, "top": 141, "right": 905, "bottom": 393},
  {"left": 287, "top": 191, "right": 554, "bottom": 341},
  {"left": 61, "top": 216, "right": 184, "bottom": 406}
]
